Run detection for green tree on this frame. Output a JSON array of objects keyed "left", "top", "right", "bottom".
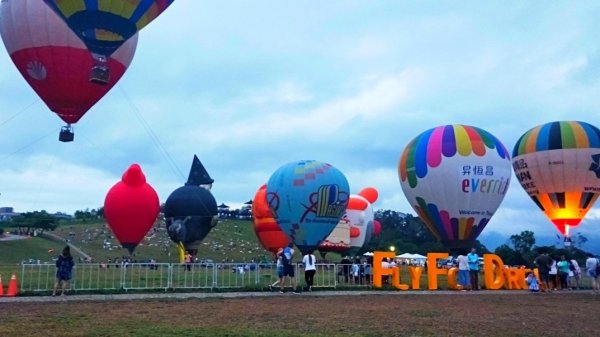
[
  {"left": 10, "top": 211, "right": 58, "bottom": 234},
  {"left": 510, "top": 230, "right": 535, "bottom": 254},
  {"left": 494, "top": 244, "right": 517, "bottom": 265}
]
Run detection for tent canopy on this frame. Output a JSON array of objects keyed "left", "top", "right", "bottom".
[{"left": 396, "top": 253, "right": 427, "bottom": 260}]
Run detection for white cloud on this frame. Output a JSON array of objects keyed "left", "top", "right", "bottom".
[{"left": 1, "top": 1, "right": 600, "bottom": 242}]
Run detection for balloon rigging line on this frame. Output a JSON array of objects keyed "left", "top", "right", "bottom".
[
  {"left": 0, "top": 99, "right": 40, "bottom": 128},
  {"left": 0, "top": 128, "right": 56, "bottom": 165},
  {"left": 30, "top": 136, "right": 65, "bottom": 211},
  {"left": 78, "top": 132, "right": 119, "bottom": 168},
  {"left": 117, "top": 85, "right": 185, "bottom": 181}
]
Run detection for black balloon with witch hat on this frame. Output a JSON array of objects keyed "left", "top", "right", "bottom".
[{"left": 165, "top": 155, "right": 218, "bottom": 255}]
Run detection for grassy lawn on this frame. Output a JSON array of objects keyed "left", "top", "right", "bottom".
[
  {"left": 1, "top": 219, "right": 274, "bottom": 264},
  {"left": 0, "top": 294, "right": 599, "bottom": 336}
]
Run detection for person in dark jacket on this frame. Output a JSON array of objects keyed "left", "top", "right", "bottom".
[{"left": 53, "top": 245, "right": 74, "bottom": 296}]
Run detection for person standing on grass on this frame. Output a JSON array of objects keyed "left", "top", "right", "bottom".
[
  {"left": 585, "top": 253, "right": 599, "bottom": 295},
  {"left": 534, "top": 251, "right": 553, "bottom": 292},
  {"left": 53, "top": 245, "right": 74, "bottom": 296},
  {"left": 184, "top": 251, "right": 193, "bottom": 271},
  {"left": 548, "top": 257, "right": 558, "bottom": 290},
  {"left": 467, "top": 247, "right": 480, "bottom": 290},
  {"left": 278, "top": 243, "right": 300, "bottom": 294},
  {"left": 269, "top": 248, "right": 284, "bottom": 291},
  {"left": 456, "top": 251, "right": 470, "bottom": 291},
  {"left": 302, "top": 250, "right": 317, "bottom": 291},
  {"left": 556, "top": 255, "right": 569, "bottom": 290},
  {"left": 525, "top": 271, "right": 540, "bottom": 293},
  {"left": 364, "top": 257, "right": 373, "bottom": 285},
  {"left": 569, "top": 258, "right": 582, "bottom": 290}
]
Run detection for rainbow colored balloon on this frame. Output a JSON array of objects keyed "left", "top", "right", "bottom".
[
  {"left": 43, "top": 0, "right": 174, "bottom": 58},
  {"left": 398, "top": 125, "right": 511, "bottom": 249},
  {"left": 267, "top": 160, "right": 350, "bottom": 254},
  {"left": 512, "top": 121, "right": 600, "bottom": 236}
]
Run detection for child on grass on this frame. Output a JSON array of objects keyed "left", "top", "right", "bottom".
[{"left": 525, "top": 272, "right": 540, "bottom": 293}]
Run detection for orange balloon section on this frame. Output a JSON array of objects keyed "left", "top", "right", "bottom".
[{"left": 252, "top": 184, "right": 289, "bottom": 255}]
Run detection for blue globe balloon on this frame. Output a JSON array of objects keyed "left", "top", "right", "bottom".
[{"left": 266, "top": 160, "right": 350, "bottom": 254}]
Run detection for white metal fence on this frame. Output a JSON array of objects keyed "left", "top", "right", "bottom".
[
  {"left": 17, "top": 263, "right": 594, "bottom": 293},
  {"left": 18, "top": 262, "right": 374, "bottom": 293}
]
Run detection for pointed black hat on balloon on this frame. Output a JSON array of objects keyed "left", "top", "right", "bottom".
[{"left": 185, "top": 155, "right": 214, "bottom": 186}]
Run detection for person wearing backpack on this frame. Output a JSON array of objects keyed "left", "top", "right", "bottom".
[
  {"left": 568, "top": 258, "right": 581, "bottom": 290},
  {"left": 584, "top": 253, "right": 599, "bottom": 295},
  {"left": 53, "top": 245, "right": 74, "bottom": 296},
  {"left": 278, "top": 243, "right": 300, "bottom": 294}
]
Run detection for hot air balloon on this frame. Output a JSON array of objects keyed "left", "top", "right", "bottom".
[
  {"left": 512, "top": 121, "right": 600, "bottom": 240},
  {"left": 252, "top": 184, "right": 290, "bottom": 255},
  {"left": 399, "top": 124, "right": 512, "bottom": 252},
  {"left": 104, "top": 164, "right": 160, "bottom": 254},
  {"left": 43, "top": 0, "right": 174, "bottom": 84},
  {"left": 317, "top": 218, "right": 351, "bottom": 258},
  {"left": 0, "top": 0, "right": 137, "bottom": 142},
  {"left": 266, "top": 160, "right": 350, "bottom": 255},
  {"left": 164, "top": 155, "right": 218, "bottom": 261},
  {"left": 346, "top": 187, "right": 379, "bottom": 255}
]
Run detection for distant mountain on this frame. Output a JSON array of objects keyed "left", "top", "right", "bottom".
[{"left": 480, "top": 231, "right": 600, "bottom": 255}]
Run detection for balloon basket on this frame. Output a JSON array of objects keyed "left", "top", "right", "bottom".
[
  {"left": 59, "top": 126, "right": 74, "bottom": 142},
  {"left": 90, "top": 65, "right": 110, "bottom": 85}
]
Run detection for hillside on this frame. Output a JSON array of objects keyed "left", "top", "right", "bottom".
[{"left": 0, "top": 219, "right": 283, "bottom": 265}]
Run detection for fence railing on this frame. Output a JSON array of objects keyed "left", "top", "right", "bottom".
[
  {"left": 16, "top": 263, "right": 595, "bottom": 293},
  {"left": 18, "top": 262, "right": 377, "bottom": 293}
]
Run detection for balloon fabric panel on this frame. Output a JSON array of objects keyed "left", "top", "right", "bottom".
[
  {"left": 164, "top": 156, "right": 218, "bottom": 253},
  {"left": 104, "top": 164, "right": 160, "bottom": 254},
  {"left": 43, "top": 0, "right": 173, "bottom": 56},
  {"left": 252, "top": 184, "right": 289, "bottom": 255},
  {"left": 399, "top": 125, "right": 511, "bottom": 245},
  {"left": 0, "top": 0, "right": 137, "bottom": 124},
  {"left": 266, "top": 160, "right": 350, "bottom": 254},
  {"left": 512, "top": 121, "right": 600, "bottom": 236}
]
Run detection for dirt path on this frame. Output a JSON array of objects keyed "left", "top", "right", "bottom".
[{"left": 39, "top": 231, "right": 91, "bottom": 260}]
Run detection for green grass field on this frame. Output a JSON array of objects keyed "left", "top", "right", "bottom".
[
  {"left": 0, "top": 218, "right": 337, "bottom": 289},
  {"left": 2, "top": 294, "right": 600, "bottom": 336},
  {"left": 1, "top": 219, "right": 276, "bottom": 264}
]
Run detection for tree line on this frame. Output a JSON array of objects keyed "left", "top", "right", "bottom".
[{"left": 2, "top": 208, "right": 593, "bottom": 267}]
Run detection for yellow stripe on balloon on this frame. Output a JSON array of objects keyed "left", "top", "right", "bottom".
[
  {"left": 464, "top": 219, "right": 474, "bottom": 240},
  {"left": 95, "top": 29, "right": 123, "bottom": 42},
  {"left": 56, "top": 0, "right": 86, "bottom": 17},
  {"left": 107, "top": 0, "right": 136, "bottom": 18},
  {"left": 458, "top": 218, "right": 467, "bottom": 240},
  {"left": 136, "top": 3, "right": 159, "bottom": 30},
  {"left": 454, "top": 125, "right": 472, "bottom": 156},
  {"left": 525, "top": 126, "right": 540, "bottom": 154},
  {"left": 569, "top": 121, "right": 590, "bottom": 148},
  {"left": 177, "top": 242, "right": 185, "bottom": 264}
]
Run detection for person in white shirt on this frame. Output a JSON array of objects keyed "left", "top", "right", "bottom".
[
  {"left": 269, "top": 248, "right": 284, "bottom": 291},
  {"left": 302, "top": 250, "right": 317, "bottom": 291},
  {"left": 456, "top": 252, "right": 470, "bottom": 291},
  {"left": 548, "top": 258, "right": 558, "bottom": 290},
  {"left": 585, "top": 253, "right": 599, "bottom": 295},
  {"left": 568, "top": 259, "right": 581, "bottom": 290},
  {"left": 381, "top": 258, "right": 391, "bottom": 285}
]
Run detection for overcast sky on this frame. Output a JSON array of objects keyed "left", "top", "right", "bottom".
[{"left": 1, "top": 1, "right": 599, "bottom": 242}]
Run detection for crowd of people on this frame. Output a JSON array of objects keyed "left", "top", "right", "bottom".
[
  {"left": 533, "top": 251, "right": 599, "bottom": 294},
  {"left": 50, "top": 241, "right": 600, "bottom": 295}
]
